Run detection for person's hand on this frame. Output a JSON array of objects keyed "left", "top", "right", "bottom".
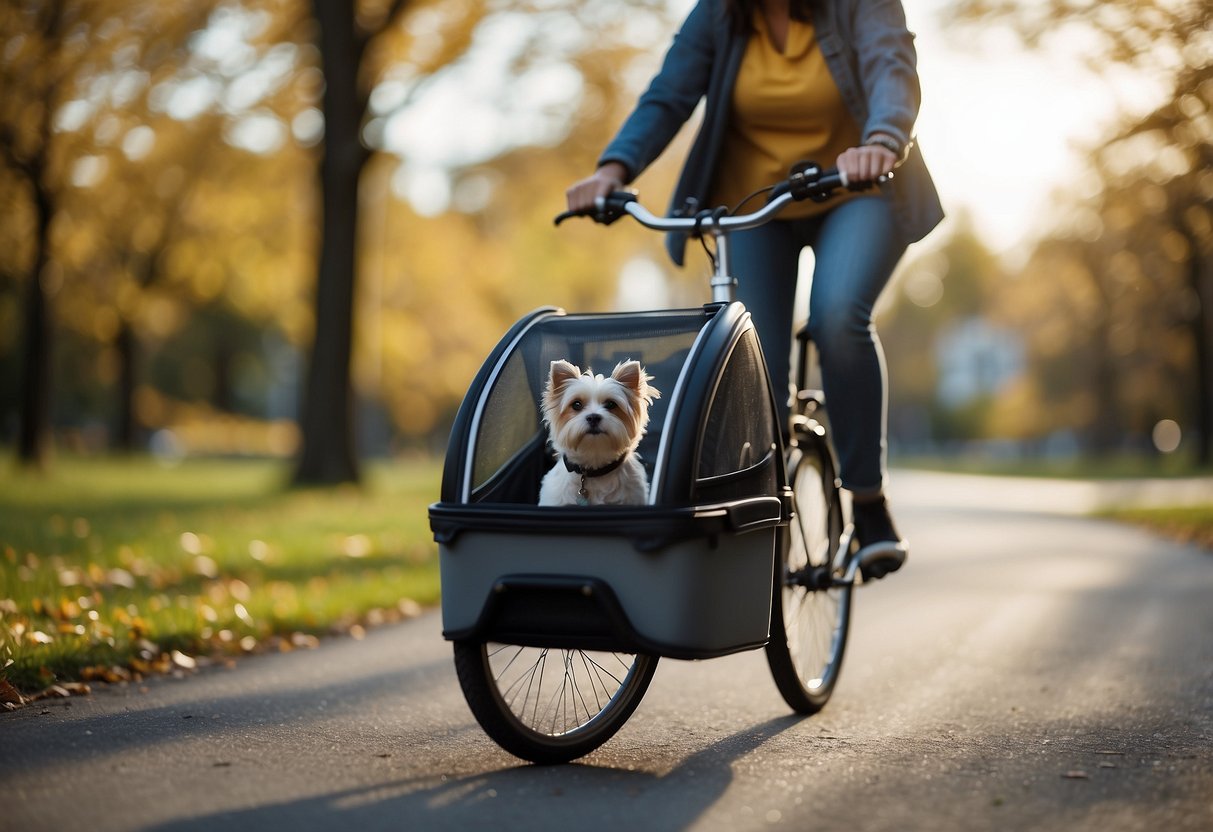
[
  {"left": 566, "top": 162, "right": 629, "bottom": 213},
  {"left": 836, "top": 139, "right": 898, "bottom": 187}
]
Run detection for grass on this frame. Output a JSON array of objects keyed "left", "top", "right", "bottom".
[
  {"left": 893, "top": 455, "right": 1213, "bottom": 550},
  {"left": 1098, "top": 505, "right": 1213, "bottom": 551},
  {"left": 892, "top": 452, "right": 1212, "bottom": 480},
  {"left": 0, "top": 455, "right": 442, "bottom": 695}
]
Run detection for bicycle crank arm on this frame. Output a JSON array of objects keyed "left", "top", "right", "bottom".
[
  {"left": 787, "top": 525, "right": 859, "bottom": 591},
  {"left": 834, "top": 554, "right": 862, "bottom": 588},
  {"left": 832, "top": 524, "right": 855, "bottom": 573}
]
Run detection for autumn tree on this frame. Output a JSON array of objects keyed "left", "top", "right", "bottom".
[
  {"left": 1, "top": 0, "right": 685, "bottom": 465},
  {"left": 946, "top": 0, "right": 1212, "bottom": 460},
  {"left": 290, "top": 0, "right": 682, "bottom": 481},
  {"left": 1098, "top": 61, "right": 1213, "bottom": 460},
  {"left": 277, "top": 0, "right": 489, "bottom": 483},
  {"left": 60, "top": 4, "right": 318, "bottom": 452},
  {"left": 0, "top": 1, "right": 215, "bottom": 466},
  {"left": 345, "top": 2, "right": 686, "bottom": 448},
  {"left": 0, "top": 1, "right": 84, "bottom": 468}
]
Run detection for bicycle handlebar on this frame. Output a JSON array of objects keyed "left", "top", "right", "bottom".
[{"left": 554, "top": 164, "right": 891, "bottom": 233}]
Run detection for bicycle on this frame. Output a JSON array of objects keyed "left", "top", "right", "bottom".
[{"left": 431, "top": 163, "right": 881, "bottom": 764}]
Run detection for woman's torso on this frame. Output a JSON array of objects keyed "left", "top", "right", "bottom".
[{"left": 710, "top": 9, "right": 863, "bottom": 217}]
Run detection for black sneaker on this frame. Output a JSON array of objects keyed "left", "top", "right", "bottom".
[{"left": 852, "top": 496, "right": 908, "bottom": 581}]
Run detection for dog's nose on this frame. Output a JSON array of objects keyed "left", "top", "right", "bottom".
[{"left": 585, "top": 413, "right": 602, "bottom": 427}]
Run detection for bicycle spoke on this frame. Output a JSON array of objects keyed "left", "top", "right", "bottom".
[{"left": 482, "top": 644, "right": 647, "bottom": 738}]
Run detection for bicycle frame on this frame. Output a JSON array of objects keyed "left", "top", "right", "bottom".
[{"left": 613, "top": 190, "right": 865, "bottom": 589}]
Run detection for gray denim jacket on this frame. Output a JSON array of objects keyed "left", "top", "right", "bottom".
[{"left": 599, "top": 0, "right": 945, "bottom": 265}]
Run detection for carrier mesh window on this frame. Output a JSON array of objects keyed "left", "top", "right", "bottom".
[
  {"left": 697, "top": 330, "right": 776, "bottom": 481},
  {"left": 468, "top": 311, "right": 705, "bottom": 503},
  {"left": 471, "top": 350, "right": 542, "bottom": 493}
]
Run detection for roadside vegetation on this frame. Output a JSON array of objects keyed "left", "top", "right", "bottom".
[
  {"left": 0, "top": 456, "right": 441, "bottom": 699},
  {"left": 1097, "top": 505, "right": 1213, "bottom": 552},
  {"left": 892, "top": 453, "right": 1212, "bottom": 481},
  {"left": 896, "top": 454, "right": 1213, "bottom": 550}
]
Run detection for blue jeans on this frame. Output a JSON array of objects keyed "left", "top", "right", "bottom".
[{"left": 732, "top": 196, "right": 907, "bottom": 495}]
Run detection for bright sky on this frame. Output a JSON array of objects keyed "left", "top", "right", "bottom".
[{"left": 903, "top": 0, "right": 1166, "bottom": 256}]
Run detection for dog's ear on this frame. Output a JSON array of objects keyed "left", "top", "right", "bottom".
[
  {"left": 612, "top": 360, "right": 660, "bottom": 401},
  {"left": 548, "top": 360, "right": 581, "bottom": 393}
]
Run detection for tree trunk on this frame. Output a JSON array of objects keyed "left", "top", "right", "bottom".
[
  {"left": 1086, "top": 248, "right": 1120, "bottom": 455},
  {"left": 115, "top": 320, "right": 138, "bottom": 452},
  {"left": 17, "top": 186, "right": 53, "bottom": 468},
  {"left": 1186, "top": 241, "right": 1213, "bottom": 466},
  {"left": 1089, "top": 311, "right": 1120, "bottom": 454},
  {"left": 293, "top": 0, "right": 369, "bottom": 485}
]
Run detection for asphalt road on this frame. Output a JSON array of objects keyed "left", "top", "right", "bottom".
[{"left": 4, "top": 472, "right": 1212, "bottom": 832}]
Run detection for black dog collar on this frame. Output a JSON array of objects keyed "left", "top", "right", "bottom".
[
  {"left": 562, "top": 454, "right": 627, "bottom": 478},
  {"left": 563, "top": 453, "right": 630, "bottom": 504}
]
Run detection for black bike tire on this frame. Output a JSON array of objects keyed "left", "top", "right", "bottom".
[
  {"left": 764, "top": 439, "right": 851, "bottom": 713},
  {"left": 452, "top": 640, "right": 658, "bottom": 765}
]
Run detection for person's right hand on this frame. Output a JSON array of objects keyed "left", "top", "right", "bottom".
[{"left": 566, "top": 162, "right": 629, "bottom": 213}]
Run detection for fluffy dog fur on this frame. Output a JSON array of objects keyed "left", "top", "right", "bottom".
[{"left": 538, "top": 359, "right": 660, "bottom": 506}]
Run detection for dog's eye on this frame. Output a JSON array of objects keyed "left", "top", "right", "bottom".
[
  {"left": 603, "top": 400, "right": 617, "bottom": 411},
  {"left": 570, "top": 400, "right": 583, "bottom": 411}
]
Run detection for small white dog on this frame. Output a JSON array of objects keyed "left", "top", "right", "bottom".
[{"left": 538, "top": 359, "right": 660, "bottom": 506}]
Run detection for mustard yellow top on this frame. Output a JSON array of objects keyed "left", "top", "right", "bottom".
[{"left": 711, "top": 12, "right": 862, "bottom": 218}]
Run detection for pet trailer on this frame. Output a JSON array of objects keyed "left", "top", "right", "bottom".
[
  {"left": 431, "top": 302, "right": 789, "bottom": 656},
  {"left": 429, "top": 301, "right": 792, "bottom": 763}
]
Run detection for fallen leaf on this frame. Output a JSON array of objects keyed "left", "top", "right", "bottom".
[
  {"left": 1062, "top": 770, "right": 1089, "bottom": 780},
  {"left": 340, "top": 534, "right": 372, "bottom": 558},
  {"left": 0, "top": 679, "right": 24, "bottom": 706},
  {"left": 107, "top": 568, "right": 136, "bottom": 589}
]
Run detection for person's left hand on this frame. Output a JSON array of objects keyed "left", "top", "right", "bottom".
[{"left": 836, "top": 141, "right": 897, "bottom": 186}]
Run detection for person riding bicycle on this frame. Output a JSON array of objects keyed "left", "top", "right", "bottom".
[{"left": 566, "top": 0, "right": 944, "bottom": 579}]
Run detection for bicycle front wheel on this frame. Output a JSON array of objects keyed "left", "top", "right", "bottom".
[
  {"left": 453, "top": 641, "right": 658, "bottom": 765},
  {"left": 765, "top": 438, "right": 850, "bottom": 713}
]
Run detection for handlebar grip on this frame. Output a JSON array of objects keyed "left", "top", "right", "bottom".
[
  {"left": 780, "top": 166, "right": 893, "bottom": 203},
  {"left": 553, "top": 190, "right": 638, "bottom": 226}
]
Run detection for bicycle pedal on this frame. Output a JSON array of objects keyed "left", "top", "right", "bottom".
[{"left": 856, "top": 541, "right": 907, "bottom": 582}]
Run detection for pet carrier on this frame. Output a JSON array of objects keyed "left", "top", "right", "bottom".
[{"left": 430, "top": 301, "right": 789, "bottom": 659}]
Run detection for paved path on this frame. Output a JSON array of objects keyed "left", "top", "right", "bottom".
[
  {"left": 4, "top": 473, "right": 1212, "bottom": 831},
  {"left": 891, "top": 469, "right": 1213, "bottom": 514}
]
